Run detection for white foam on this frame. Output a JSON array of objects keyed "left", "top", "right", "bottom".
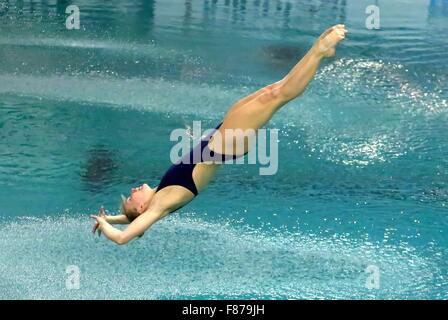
[
  {"left": 0, "top": 74, "right": 245, "bottom": 118},
  {"left": 0, "top": 37, "right": 160, "bottom": 53},
  {"left": 289, "top": 58, "right": 447, "bottom": 167},
  {"left": 0, "top": 215, "right": 439, "bottom": 299}
]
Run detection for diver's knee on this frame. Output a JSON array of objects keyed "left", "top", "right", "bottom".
[{"left": 259, "top": 85, "right": 286, "bottom": 105}]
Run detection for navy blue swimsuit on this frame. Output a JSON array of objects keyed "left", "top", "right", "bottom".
[{"left": 156, "top": 123, "right": 243, "bottom": 196}]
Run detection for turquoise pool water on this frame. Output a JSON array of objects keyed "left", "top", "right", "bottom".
[{"left": 0, "top": 0, "right": 447, "bottom": 299}]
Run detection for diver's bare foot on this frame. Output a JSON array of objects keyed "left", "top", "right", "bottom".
[{"left": 314, "top": 24, "right": 347, "bottom": 58}]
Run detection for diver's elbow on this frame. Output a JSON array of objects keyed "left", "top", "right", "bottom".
[
  {"left": 116, "top": 235, "right": 128, "bottom": 245},
  {"left": 116, "top": 232, "right": 146, "bottom": 245}
]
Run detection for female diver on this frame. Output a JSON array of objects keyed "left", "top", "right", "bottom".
[{"left": 91, "top": 25, "right": 348, "bottom": 245}]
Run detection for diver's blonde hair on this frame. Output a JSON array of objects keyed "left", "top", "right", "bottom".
[
  {"left": 119, "top": 195, "right": 145, "bottom": 238},
  {"left": 120, "top": 195, "right": 139, "bottom": 222}
]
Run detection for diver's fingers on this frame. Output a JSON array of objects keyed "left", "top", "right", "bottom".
[
  {"left": 99, "top": 206, "right": 106, "bottom": 215},
  {"left": 92, "top": 222, "right": 99, "bottom": 234},
  {"left": 90, "top": 215, "right": 99, "bottom": 220}
]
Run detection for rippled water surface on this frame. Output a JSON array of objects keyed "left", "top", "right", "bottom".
[{"left": 0, "top": 0, "right": 447, "bottom": 299}]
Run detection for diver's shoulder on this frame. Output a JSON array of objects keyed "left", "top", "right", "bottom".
[{"left": 151, "top": 186, "right": 194, "bottom": 213}]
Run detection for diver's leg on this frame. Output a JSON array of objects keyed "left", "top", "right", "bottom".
[
  {"left": 223, "top": 24, "right": 347, "bottom": 130},
  {"left": 224, "top": 25, "right": 346, "bottom": 117},
  {"left": 210, "top": 25, "right": 347, "bottom": 153},
  {"left": 225, "top": 81, "right": 284, "bottom": 116}
]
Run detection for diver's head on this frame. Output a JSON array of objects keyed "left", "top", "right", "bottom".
[{"left": 120, "top": 183, "right": 155, "bottom": 221}]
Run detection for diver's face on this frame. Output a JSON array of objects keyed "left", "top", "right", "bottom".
[{"left": 124, "top": 183, "right": 154, "bottom": 213}]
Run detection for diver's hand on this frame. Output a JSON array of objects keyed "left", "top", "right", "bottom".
[
  {"left": 91, "top": 206, "right": 107, "bottom": 237},
  {"left": 314, "top": 24, "right": 347, "bottom": 58}
]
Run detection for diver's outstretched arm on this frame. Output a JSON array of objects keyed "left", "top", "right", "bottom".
[
  {"left": 91, "top": 210, "right": 164, "bottom": 245},
  {"left": 105, "top": 214, "right": 130, "bottom": 224},
  {"left": 91, "top": 208, "right": 130, "bottom": 235}
]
